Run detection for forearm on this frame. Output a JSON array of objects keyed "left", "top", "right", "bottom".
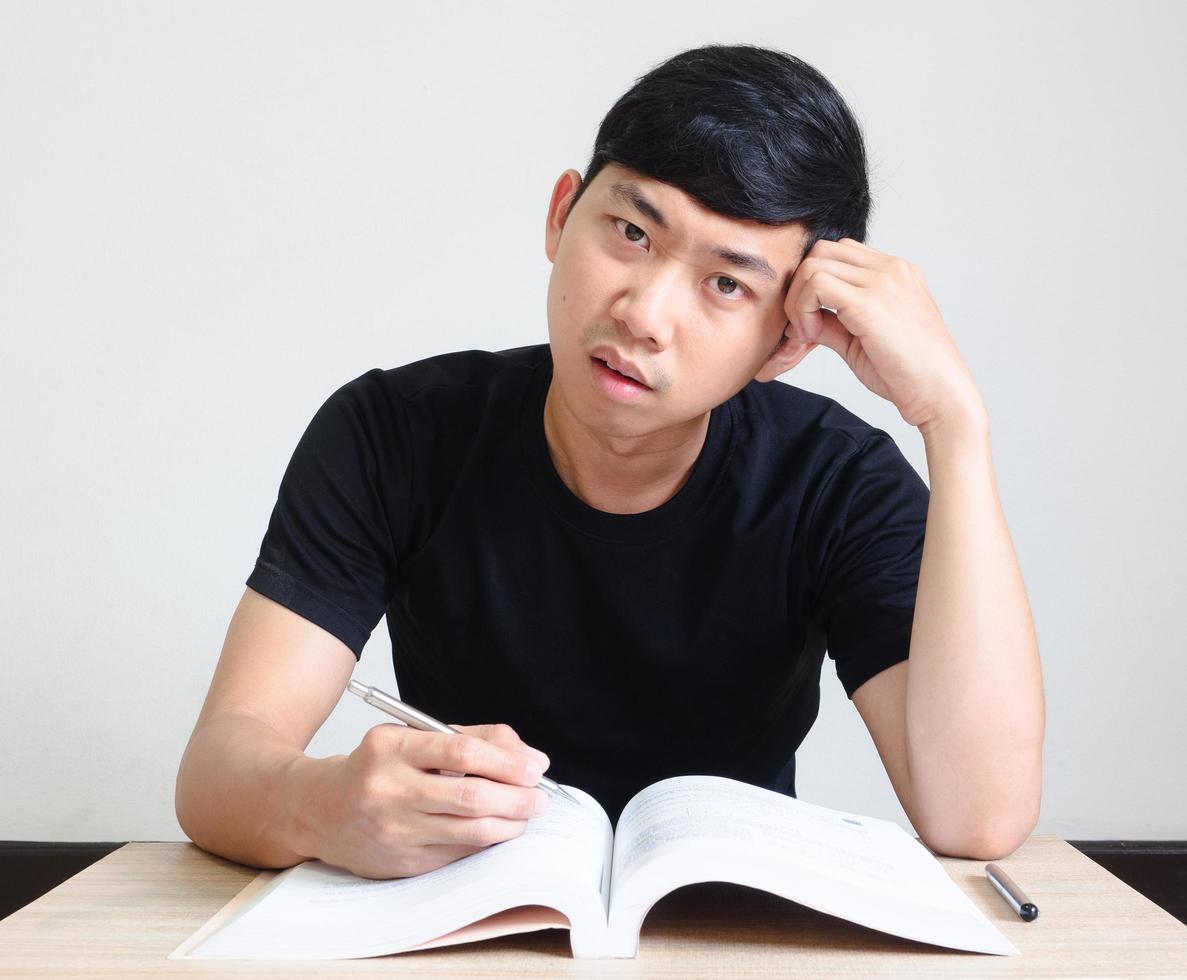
[
  {"left": 175, "top": 713, "right": 335, "bottom": 869},
  {"left": 906, "top": 408, "right": 1045, "bottom": 856}
]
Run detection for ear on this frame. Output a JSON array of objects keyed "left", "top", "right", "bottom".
[
  {"left": 544, "top": 169, "right": 583, "bottom": 263},
  {"left": 754, "top": 330, "right": 817, "bottom": 383}
]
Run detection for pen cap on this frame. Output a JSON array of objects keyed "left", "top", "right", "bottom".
[{"left": 985, "top": 862, "right": 1039, "bottom": 921}]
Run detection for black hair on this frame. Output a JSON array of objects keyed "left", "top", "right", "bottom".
[{"left": 569, "top": 44, "right": 873, "bottom": 261}]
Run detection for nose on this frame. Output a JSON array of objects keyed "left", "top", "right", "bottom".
[{"left": 608, "top": 261, "right": 684, "bottom": 350}]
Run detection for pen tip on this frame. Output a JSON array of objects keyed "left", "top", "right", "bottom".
[{"left": 347, "top": 679, "right": 367, "bottom": 697}]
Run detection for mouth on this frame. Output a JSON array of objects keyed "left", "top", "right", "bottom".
[
  {"left": 593, "top": 356, "right": 645, "bottom": 386},
  {"left": 589, "top": 354, "right": 652, "bottom": 403},
  {"left": 588, "top": 347, "right": 651, "bottom": 389}
]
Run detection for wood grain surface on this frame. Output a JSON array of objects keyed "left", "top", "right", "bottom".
[{"left": 1, "top": 836, "right": 1185, "bottom": 977}]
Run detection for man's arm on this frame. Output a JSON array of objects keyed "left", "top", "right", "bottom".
[
  {"left": 176, "top": 587, "right": 553, "bottom": 877},
  {"left": 175, "top": 587, "right": 359, "bottom": 867},
  {"left": 762, "top": 236, "right": 1045, "bottom": 860},
  {"left": 853, "top": 405, "right": 1045, "bottom": 860}
]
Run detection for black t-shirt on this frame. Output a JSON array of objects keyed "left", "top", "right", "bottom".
[{"left": 247, "top": 344, "right": 929, "bottom": 825}]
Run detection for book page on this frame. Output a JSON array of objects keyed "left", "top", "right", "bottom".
[
  {"left": 173, "top": 782, "right": 613, "bottom": 960},
  {"left": 611, "top": 775, "right": 903, "bottom": 889},
  {"left": 605, "top": 776, "right": 1016, "bottom": 957},
  {"left": 400, "top": 905, "right": 570, "bottom": 952}
]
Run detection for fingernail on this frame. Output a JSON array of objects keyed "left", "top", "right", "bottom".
[
  {"left": 533, "top": 791, "right": 549, "bottom": 816},
  {"left": 528, "top": 748, "right": 550, "bottom": 769},
  {"left": 524, "top": 762, "right": 543, "bottom": 784}
]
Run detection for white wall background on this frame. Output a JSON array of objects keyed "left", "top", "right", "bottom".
[{"left": 2, "top": 0, "right": 1184, "bottom": 842}]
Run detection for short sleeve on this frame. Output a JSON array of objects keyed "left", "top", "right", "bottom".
[
  {"left": 807, "top": 432, "right": 930, "bottom": 698},
  {"left": 246, "top": 371, "right": 405, "bottom": 659}
]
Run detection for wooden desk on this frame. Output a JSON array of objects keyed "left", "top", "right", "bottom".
[{"left": 1, "top": 836, "right": 1184, "bottom": 977}]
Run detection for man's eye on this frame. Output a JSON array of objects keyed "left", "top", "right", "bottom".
[
  {"left": 613, "top": 218, "right": 748, "bottom": 301},
  {"left": 709, "top": 275, "right": 746, "bottom": 300},
  {"left": 613, "top": 218, "right": 649, "bottom": 246}
]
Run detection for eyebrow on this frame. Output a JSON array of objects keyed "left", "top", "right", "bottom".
[{"left": 608, "top": 181, "right": 779, "bottom": 284}]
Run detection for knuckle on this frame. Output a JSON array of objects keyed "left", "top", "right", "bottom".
[
  {"left": 455, "top": 778, "right": 487, "bottom": 814},
  {"left": 445, "top": 737, "right": 480, "bottom": 772},
  {"left": 360, "top": 723, "right": 403, "bottom": 756},
  {"left": 459, "top": 819, "right": 487, "bottom": 847},
  {"left": 468, "top": 817, "right": 504, "bottom": 847},
  {"left": 493, "top": 722, "right": 518, "bottom": 742},
  {"left": 519, "top": 790, "right": 541, "bottom": 819},
  {"left": 358, "top": 726, "right": 383, "bottom": 756}
]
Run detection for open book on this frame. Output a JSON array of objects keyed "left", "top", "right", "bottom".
[{"left": 170, "top": 775, "right": 1018, "bottom": 960}]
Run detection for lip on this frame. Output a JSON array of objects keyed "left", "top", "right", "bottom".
[
  {"left": 590, "top": 355, "right": 649, "bottom": 403},
  {"left": 588, "top": 346, "right": 651, "bottom": 389}
]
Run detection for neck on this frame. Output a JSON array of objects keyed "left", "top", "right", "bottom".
[{"left": 542, "top": 380, "right": 710, "bottom": 515}]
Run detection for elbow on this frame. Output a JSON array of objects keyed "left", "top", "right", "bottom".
[
  {"left": 922, "top": 826, "right": 1030, "bottom": 861},
  {"left": 174, "top": 750, "right": 202, "bottom": 846},
  {"left": 918, "top": 804, "right": 1040, "bottom": 860},
  {"left": 910, "top": 749, "right": 1044, "bottom": 861},
  {"left": 175, "top": 737, "right": 220, "bottom": 852}
]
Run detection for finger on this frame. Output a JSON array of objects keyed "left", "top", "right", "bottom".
[
  {"left": 441, "top": 711, "right": 546, "bottom": 773},
  {"left": 418, "top": 842, "right": 487, "bottom": 865},
  {"left": 450, "top": 722, "right": 515, "bottom": 741},
  {"left": 404, "top": 729, "right": 544, "bottom": 787},
  {"left": 451, "top": 722, "right": 550, "bottom": 771},
  {"left": 798, "top": 254, "right": 872, "bottom": 286},
  {"left": 418, "top": 812, "right": 533, "bottom": 849},
  {"left": 801, "top": 308, "right": 853, "bottom": 360},
  {"left": 787, "top": 256, "right": 869, "bottom": 317},
  {"left": 787, "top": 267, "right": 866, "bottom": 344},
  {"left": 521, "top": 743, "right": 550, "bottom": 770},
  {"left": 812, "top": 237, "right": 884, "bottom": 268},
  {"left": 373, "top": 842, "right": 487, "bottom": 878},
  {"left": 417, "top": 771, "right": 550, "bottom": 820},
  {"left": 785, "top": 257, "right": 866, "bottom": 344}
]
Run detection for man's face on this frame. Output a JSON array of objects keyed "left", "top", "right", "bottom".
[{"left": 544, "top": 163, "right": 810, "bottom": 440}]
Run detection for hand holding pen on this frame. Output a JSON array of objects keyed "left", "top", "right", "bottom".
[
  {"left": 293, "top": 680, "right": 572, "bottom": 880},
  {"left": 347, "top": 681, "right": 578, "bottom": 804}
]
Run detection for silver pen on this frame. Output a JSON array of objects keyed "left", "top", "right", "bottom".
[
  {"left": 985, "top": 863, "right": 1039, "bottom": 921},
  {"left": 347, "top": 680, "right": 580, "bottom": 805}
]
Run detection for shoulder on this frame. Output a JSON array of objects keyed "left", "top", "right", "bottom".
[
  {"left": 387, "top": 344, "right": 547, "bottom": 397},
  {"left": 733, "top": 377, "right": 899, "bottom": 460},
  {"left": 312, "top": 346, "right": 548, "bottom": 441},
  {"left": 730, "top": 379, "right": 927, "bottom": 520},
  {"left": 333, "top": 344, "right": 548, "bottom": 407}
]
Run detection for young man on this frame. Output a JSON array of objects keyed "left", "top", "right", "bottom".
[{"left": 176, "top": 44, "right": 1044, "bottom": 880}]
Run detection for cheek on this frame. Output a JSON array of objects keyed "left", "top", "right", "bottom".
[
  {"left": 551, "top": 256, "right": 617, "bottom": 327},
  {"left": 548, "top": 256, "right": 589, "bottom": 313},
  {"left": 683, "top": 336, "right": 768, "bottom": 396},
  {"left": 676, "top": 342, "right": 730, "bottom": 396},
  {"left": 566, "top": 234, "right": 621, "bottom": 289}
]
